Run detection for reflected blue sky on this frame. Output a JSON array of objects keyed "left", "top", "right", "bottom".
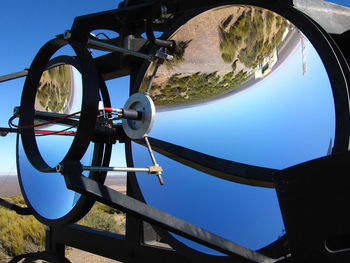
[
  {"left": 152, "top": 37, "right": 334, "bottom": 169},
  {"left": 18, "top": 67, "right": 94, "bottom": 220},
  {"left": 18, "top": 135, "right": 93, "bottom": 220},
  {"left": 133, "top": 30, "right": 335, "bottom": 253}
]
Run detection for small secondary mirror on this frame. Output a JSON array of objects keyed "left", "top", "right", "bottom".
[
  {"left": 134, "top": 5, "right": 336, "bottom": 253},
  {"left": 35, "top": 64, "right": 74, "bottom": 114},
  {"left": 18, "top": 61, "right": 94, "bottom": 221},
  {"left": 34, "top": 63, "right": 82, "bottom": 167}
]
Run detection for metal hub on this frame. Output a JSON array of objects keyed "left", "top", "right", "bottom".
[{"left": 122, "top": 93, "right": 155, "bottom": 139}]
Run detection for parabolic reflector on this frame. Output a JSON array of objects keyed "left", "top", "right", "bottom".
[{"left": 130, "top": 4, "right": 338, "bottom": 252}]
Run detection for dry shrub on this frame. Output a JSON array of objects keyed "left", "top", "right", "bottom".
[{"left": 0, "top": 196, "right": 45, "bottom": 260}]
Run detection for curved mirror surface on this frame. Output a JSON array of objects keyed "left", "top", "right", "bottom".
[
  {"left": 133, "top": 5, "right": 336, "bottom": 252},
  {"left": 18, "top": 64, "right": 93, "bottom": 220},
  {"left": 34, "top": 64, "right": 82, "bottom": 167}
]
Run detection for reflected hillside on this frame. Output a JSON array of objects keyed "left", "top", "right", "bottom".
[
  {"left": 219, "top": 7, "right": 289, "bottom": 69},
  {"left": 140, "top": 6, "right": 292, "bottom": 107},
  {"left": 35, "top": 65, "right": 73, "bottom": 113}
]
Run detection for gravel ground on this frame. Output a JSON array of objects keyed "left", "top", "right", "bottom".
[{"left": 66, "top": 248, "right": 122, "bottom": 263}]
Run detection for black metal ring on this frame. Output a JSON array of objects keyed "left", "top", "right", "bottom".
[
  {"left": 129, "top": 1, "right": 350, "bottom": 261},
  {"left": 20, "top": 38, "right": 100, "bottom": 173},
  {"left": 18, "top": 53, "right": 112, "bottom": 226}
]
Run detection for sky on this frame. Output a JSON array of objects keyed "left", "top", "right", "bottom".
[{"left": 0, "top": 0, "right": 349, "bottom": 256}]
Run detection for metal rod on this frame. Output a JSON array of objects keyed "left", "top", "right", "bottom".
[
  {"left": 146, "top": 62, "right": 161, "bottom": 94},
  {"left": 0, "top": 70, "right": 28, "bottom": 83},
  {"left": 144, "top": 136, "right": 164, "bottom": 185},
  {"left": 35, "top": 111, "right": 80, "bottom": 120},
  {"left": 82, "top": 166, "right": 151, "bottom": 173},
  {"left": 88, "top": 38, "right": 154, "bottom": 62},
  {"left": 144, "top": 136, "right": 158, "bottom": 166}
]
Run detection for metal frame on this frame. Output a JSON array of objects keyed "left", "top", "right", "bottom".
[
  {"left": 20, "top": 38, "right": 100, "bottom": 173},
  {"left": 0, "top": 0, "right": 349, "bottom": 262},
  {"left": 129, "top": 1, "right": 350, "bottom": 262},
  {"left": 17, "top": 54, "right": 113, "bottom": 226},
  {"left": 59, "top": 164, "right": 276, "bottom": 262}
]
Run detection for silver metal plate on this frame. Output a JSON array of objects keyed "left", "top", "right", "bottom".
[{"left": 122, "top": 93, "right": 155, "bottom": 139}]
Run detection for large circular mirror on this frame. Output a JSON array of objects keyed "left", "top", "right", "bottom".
[
  {"left": 129, "top": 4, "right": 349, "bottom": 254},
  {"left": 18, "top": 55, "right": 111, "bottom": 225}
]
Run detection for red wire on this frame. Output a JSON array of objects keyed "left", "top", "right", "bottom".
[
  {"left": 5, "top": 107, "right": 115, "bottom": 134},
  {"left": 0, "top": 127, "right": 76, "bottom": 136},
  {"left": 11, "top": 111, "right": 81, "bottom": 129},
  {"left": 103, "top": 107, "right": 114, "bottom": 112},
  {"left": 34, "top": 130, "right": 76, "bottom": 135}
]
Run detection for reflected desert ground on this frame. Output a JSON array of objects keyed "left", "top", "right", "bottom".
[{"left": 140, "top": 5, "right": 293, "bottom": 107}]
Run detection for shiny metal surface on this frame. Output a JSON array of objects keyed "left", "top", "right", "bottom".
[
  {"left": 122, "top": 93, "right": 156, "bottom": 139},
  {"left": 133, "top": 5, "right": 336, "bottom": 252},
  {"left": 18, "top": 64, "right": 93, "bottom": 220}
]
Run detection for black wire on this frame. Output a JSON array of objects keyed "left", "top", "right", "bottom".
[
  {"left": 8, "top": 115, "right": 17, "bottom": 129},
  {"left": 95, "top": 32, "right": 111, "bottom": 40},
  {"left": 35, "top": 124, "right": 78, "bottom": 137}
]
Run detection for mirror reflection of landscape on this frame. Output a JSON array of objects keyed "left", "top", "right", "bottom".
[
  {"left": 135, "top": 5, "right": 335, "bottom": 252},
  {"left": 35, "top": 64, "right": 73, "bottom": 114},
  {"left": 34, "top": 64, "right": 82, "bottom": 167},
  {"left": 18, "top": 64, "right": 93, "bottom": 220}
]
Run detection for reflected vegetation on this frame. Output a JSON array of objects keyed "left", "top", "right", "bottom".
[
  {"left": 35, "top": 64, "right": 73, "bottom": 113},
  {"left": 219, "top": 8, "right": 288, "bottom": 68},
  {"left": 134, "top": 4, "right": 336, "bottom": 253},
  {"left": 18, "top": 63, "right": 92, "bottom": 220},
  {"left": 33, "top": 63, "right": 83, "bottom": 166},
  {"left": 140, "top": 6, "right": 292, "bottom": 107}
]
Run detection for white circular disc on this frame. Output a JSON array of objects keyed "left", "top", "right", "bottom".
[{"left": 122, "top": 93, "right": 156, "bottom": 139}]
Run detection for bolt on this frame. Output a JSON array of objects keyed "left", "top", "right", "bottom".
[
  {"left": 63, "top": 30, "right": 71, "bottom": 40},
  {"left": 13, "top": 106, "right": 20, "bottom": 117},
  {"left": 56, "top": 163, "right": 64, "bottom": 173}
]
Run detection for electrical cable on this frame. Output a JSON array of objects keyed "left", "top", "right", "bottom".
[
  {"left": 9, "top": 111, "right": 81, "bottom": 129},
  {"left": 34, "top": 124, "right": 78, "bottom": 137}
]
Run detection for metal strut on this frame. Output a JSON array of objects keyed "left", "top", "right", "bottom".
[{"left": 144, "top": 135, "right": 164, "bottom": 185}]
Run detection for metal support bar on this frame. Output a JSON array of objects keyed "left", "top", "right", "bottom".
[
  {"left": 80, "top": 165, "right": 162, "bottom": 174},
  {"left": 50, "top": 224, "right": 192, "bottom": 263},
  {"left": 88, "top": 38, "right": 155, "bottom": 61},
  {"left": 87, "top": 38, "right": 173, "bottom": 62},
  {"left": 0, "top": 198, "right": 32, "bottom": 215},
  {"left": 0, "top": 70, "right": 28, "bottom": 83},
  {"left": 146, "top": 61, "right": 161, "bottom": 94},
  {"left": 45, "top": 227, "right": 65, "bottom": 257},
  {"left": 62, "top": 165, "right": 275, "bottom": 263},
  {"left": 35, "top": 111, "right": 80, "bottom": 120},
  {"left": 144, "top": 136, "right": 164, "bottom": 185}
]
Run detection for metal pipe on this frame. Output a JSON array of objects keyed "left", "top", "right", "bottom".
[
  {"left": 146, "top": 62, "right": 161, "bottom": 94},
  {"left": 144, "top": 136, "right": 158, "bottom": 167},
  {"left": 0, "top": 70, "right": 28, "bottom": 83},
  {"left": 88, "top": 38, "right": 154, "bottom": 61},
  {"left": 35, "top": 110, "right": 80, "bottom": 120},
  {"left": 82, "top": 166, "right": 151, "bottom": 173},
  {"left": 144, "top": 136, "right": 164, "bottom": 185}
]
